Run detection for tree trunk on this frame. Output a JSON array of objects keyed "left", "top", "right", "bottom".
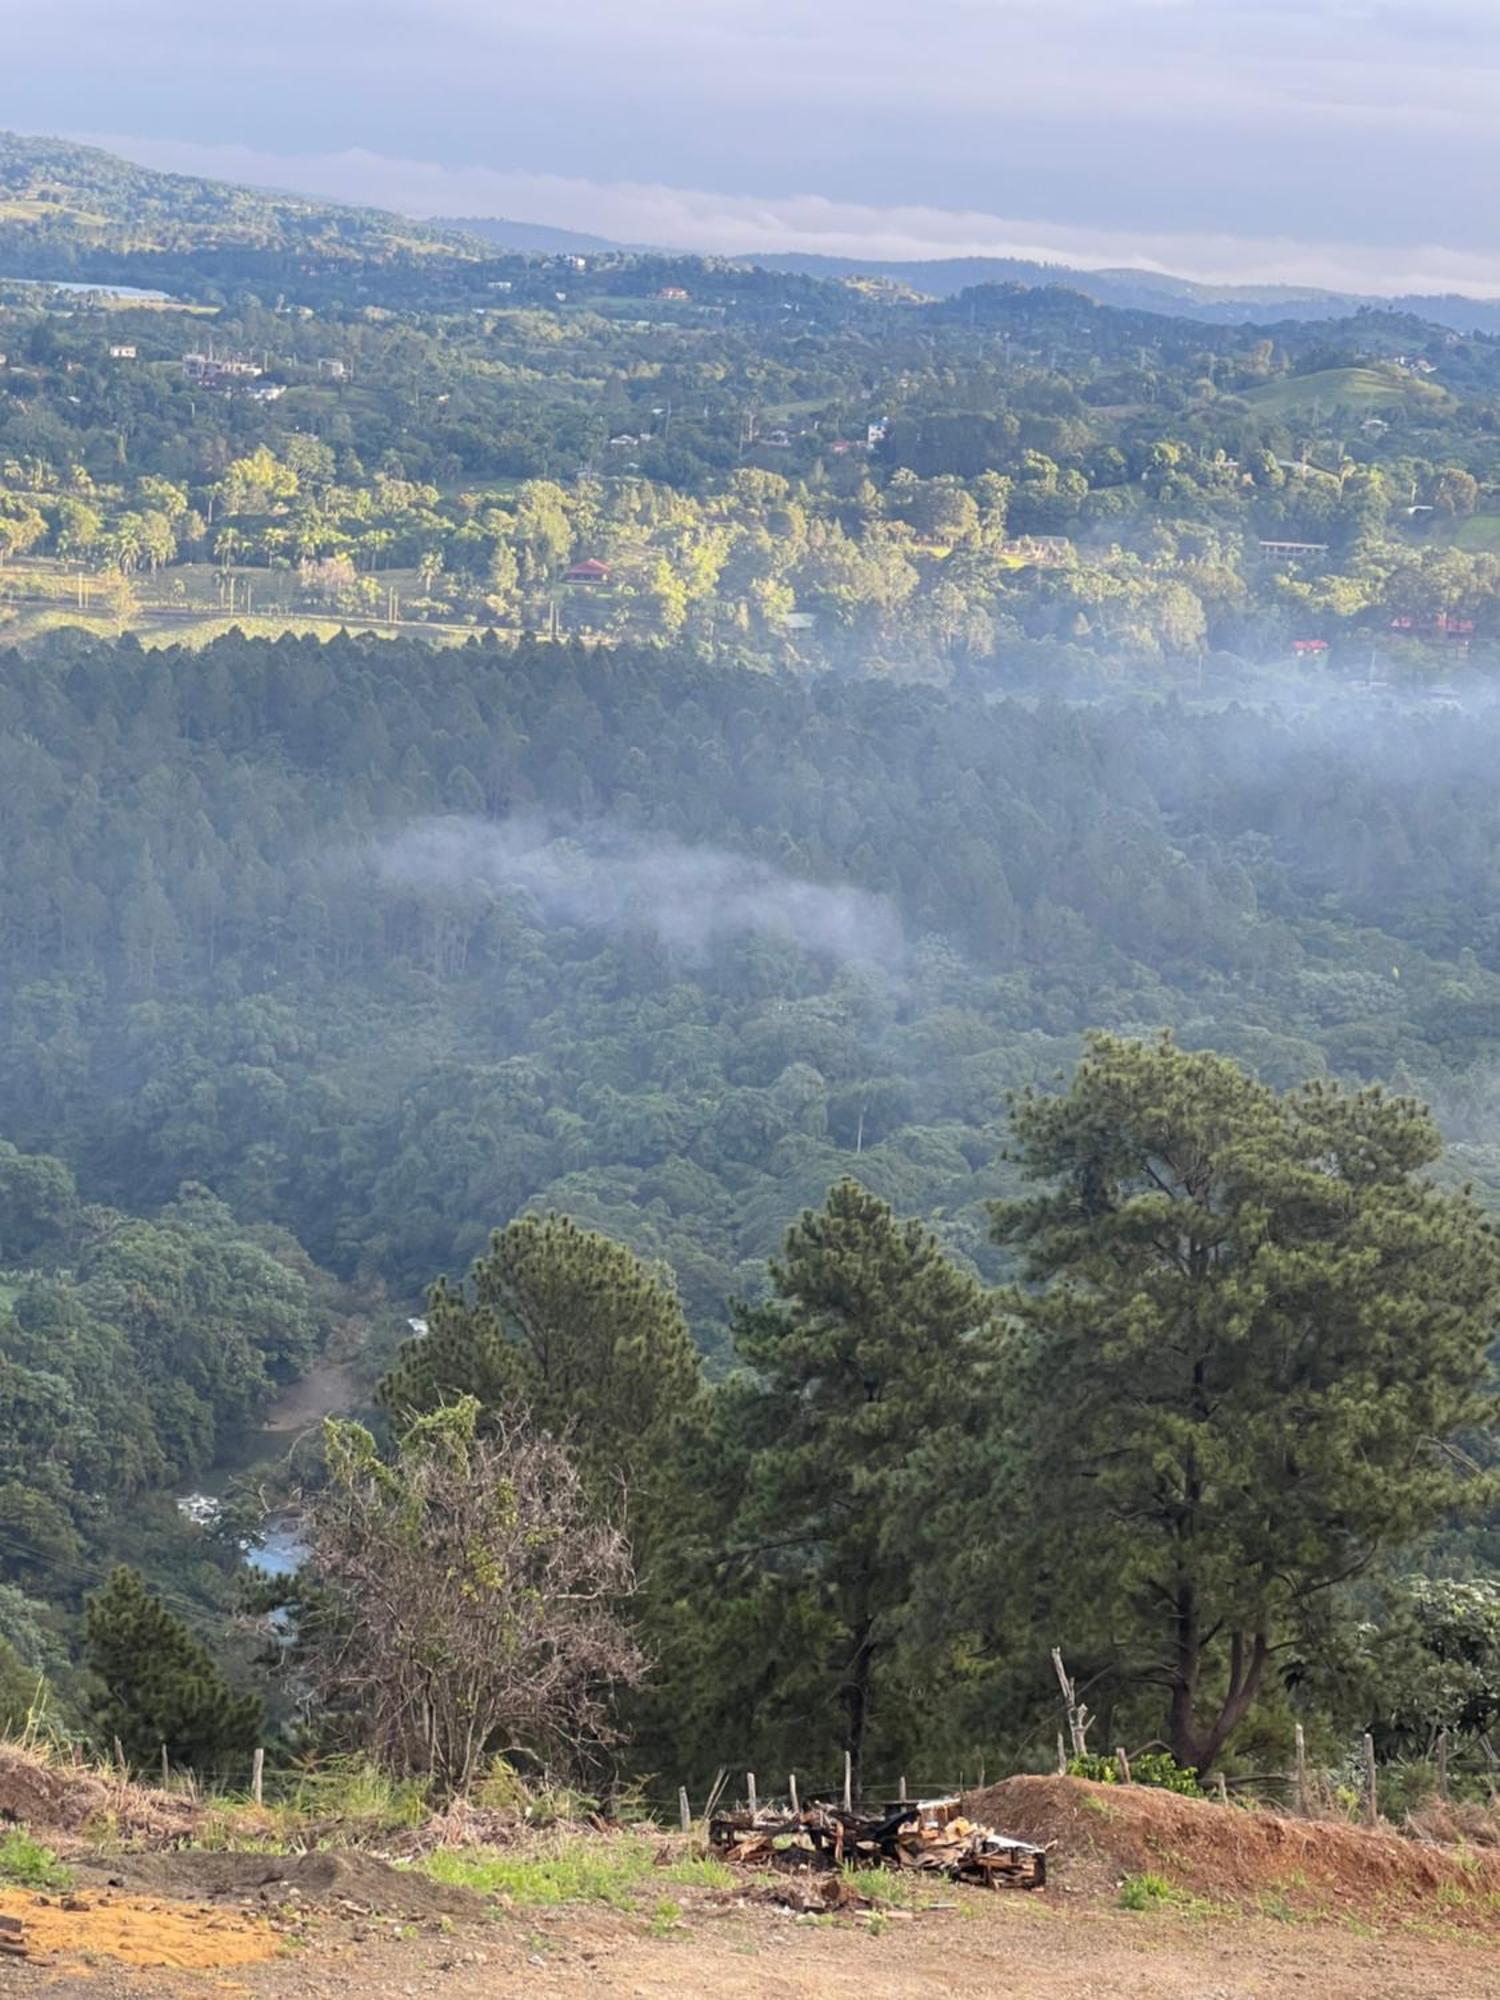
[
  {"left": 842, "top": 1610, "right": 875, "bottom": 1805},
  {"left": 1168, "top": 1615, "right": 1269, "bottom": 1777}
]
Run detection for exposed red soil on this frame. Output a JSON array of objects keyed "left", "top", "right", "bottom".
[{"left": 963, "top": 1774, "right": 1500, "bottom": 1925}]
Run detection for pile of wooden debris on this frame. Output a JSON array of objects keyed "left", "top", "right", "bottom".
[{"left": 708, "top": 1793, "right": 1045, "bottom": 1890}]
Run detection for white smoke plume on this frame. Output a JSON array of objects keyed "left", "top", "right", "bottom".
[{"left": 367, "top": 815, "right": 904, "bottom": 967}]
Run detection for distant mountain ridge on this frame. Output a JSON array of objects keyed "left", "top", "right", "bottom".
[
  {"left": 440, "top": 209, "right": 1500, "bottom": 335},
  {"left": 5, "top": 129, "right": 1500, "bottom": 334},
  {"left": 434, "top": 215, "right": 644, "bottom": 256}
]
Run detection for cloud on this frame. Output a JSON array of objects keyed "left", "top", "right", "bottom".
[
  {"left": 365, "top": 816, "right": 905, "bottom": 970},
  {"left": 15, "top": 0, "right": 1500, "bottom": 271},
  {"left": 77, "top": 132, "right": 1500, "bottom": 296}
]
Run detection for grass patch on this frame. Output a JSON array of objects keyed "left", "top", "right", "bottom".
[
  {"left": 270, "top": 1757, "right": 430, "bottom": 1833},
  {"left": 421, "top": 1834, "right": 666, "bottom": 1911},
  {"left": 0, "top": 1830, "right": 73, "bottom": 1890},
  {"left": 648, "top": 1896, "right": 685, "bottom": 1937},
  {"left": 1451, "top": 514, "right": 1500, "bottom": 554},
  {"left": 660, "top": 1853, "right": 735, "bottom": 1892},
  {"left": 843, "top": 1865, "right": 929, "bottom": 1911},
  {"left": 1240, "top": 365, "right": 1450, "bottom": 419},
  {"left": 1117, "top": 1870, "right": 1177, "bottom": 1911}
]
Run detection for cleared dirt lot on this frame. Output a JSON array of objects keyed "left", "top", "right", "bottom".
[{"left": 8, "top": 1892, "right": 1500, "bottom": 2000}]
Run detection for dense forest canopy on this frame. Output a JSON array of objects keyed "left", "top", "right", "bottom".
[
  {"left": 0, "top": 135, "right": 1497, "bottom": 1797},
  {"left": 1, "top": 631, "right": 1498, "bottom": 1343}
]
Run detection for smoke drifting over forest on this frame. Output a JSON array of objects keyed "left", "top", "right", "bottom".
[{"left": 367, "top": 815, "right": 905, "bottom": 968}]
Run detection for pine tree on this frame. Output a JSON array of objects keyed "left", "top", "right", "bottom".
[
  {"left": 992, "top": 1034, "right": 1500, "bottom": 1775},
  {"left": 715, "top": 1180, "right": 994, "bottom": 1794},
  {"left": 85, "top": 1567, "right": 261, "bottom": 1772},
  {"left": 380, "top": 1213, "right": 700, "bottom": 1508}
]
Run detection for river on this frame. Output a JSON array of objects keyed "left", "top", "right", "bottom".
[{"left": 176, "top": 1358, "right": 362, "bottom": 1577}]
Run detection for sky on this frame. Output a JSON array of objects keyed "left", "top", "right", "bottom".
[{"left": 7, "top": 0, "right": 1500, "bottom": 291}]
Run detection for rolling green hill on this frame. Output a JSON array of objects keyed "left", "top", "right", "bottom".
[
  {"left": 1240, "top": 363, "right": 1451, "bottom": 418},
  {"left": 0, "top": 130, "right": 468, "bottom": 261}
]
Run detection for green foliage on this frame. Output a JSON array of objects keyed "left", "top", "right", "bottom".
[
  {"left": 0, "top": 1831, "right": 72, "bottom": 1890},
  {"left": 1373, "top": 1576, "right": 1500, "bottom": 1750},
  {"left": 3, "top": 135, "right": 1500, "bottom": 1798},
  {"left": 658, "top": 1180, "right": 994, "bottom": 1787},
  {"left": 85, "top": 1565, "right": 262, "bottom": 1771},
  {"left": 1068, "top": 1753, "right": 1201, "bottom": 1796},
  {"left": 380, "top": 1213, "right": 699, "bottom": 1513},
  {"left": 991, "top": 1035, "right": 1500, "bottom": 1774},
  {"left": 421, "top": 1833, "right": 686, "bottom": 1909},
  {"left": 1118, "top": 1871, "right": 1178, "bottom": 1911}
]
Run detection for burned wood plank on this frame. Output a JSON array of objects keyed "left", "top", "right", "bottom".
[{"left": 707, "top": 1793, "right": 1045, "bottom": 1891}]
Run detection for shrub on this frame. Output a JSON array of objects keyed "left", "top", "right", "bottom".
[{"left": 1068, "top": 1752, "right": 1201, "bottom": 1795}]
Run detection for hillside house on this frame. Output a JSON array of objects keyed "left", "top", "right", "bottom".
[
  {"left": 565, "top": 558, "right": 611, "bottom": 584},
  {"left": 107, "top": 343, "right": 137, "bottom": 359},
  {"left": 183, "top": 350, "right": 263, "bottom": 388},
  {"left": 1000, "top": 535, "right": 1072, "bottom": 567},
  {"left": 1259, "top": 539, "right": 1329, "bottom": 560}
]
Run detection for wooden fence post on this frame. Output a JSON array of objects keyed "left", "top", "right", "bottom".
[
  {"left": 1363, "top": 1734, "right": 1378, "bottom": 1828},
  {"left": 899, "top": 1774, "right": 908, "bottom": 1802},
  {"left": 1056, "top": 1732, "right": 1067, "bottom": 1776},
  {"left": 746, "top": 1772, "right": 758, "bottom": 1817},
  {"left": 160, "top": 1744, "right": 169, "bottom": 1791},
  {"left": 843, "top": 1751, "right": 853, "bottom": 1812},
  {"left": 112, "top": 1737, "right": 126, "bottom": 1777},
  {"left": 251, "top": 1747, "right": 265, "bottom": 1808},
  {"left": 678, "top": 1786, "right": 692, "bottom": 1835},
  {"left": 1436, "top": 1728, "right": 1449, "bottom": 1803},
  {"left": 788, "top": 1773, "right": 799, "bottom": 1816},
  {"left": 1294, "top": 1724, "right": 1307, "bottom": 1817},
  {"left": 1115, "top": 1746, "right": 1131, "bottom": 1785}
]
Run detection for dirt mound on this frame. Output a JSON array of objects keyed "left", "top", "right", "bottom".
[
  {"left": 87, "top": 1846, "right": 488, "bottom": 1920},
  {"left": 0, "top": 1743, "right": 204, "bottom": 1842},
  {"left": 0, "top": 1886, "right": 278, "bottom": 1970},
  {"left": 962, "top": 1775, "right": 1500, "bottom": 1927}
]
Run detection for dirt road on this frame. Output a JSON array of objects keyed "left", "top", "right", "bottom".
[{"left": 11, "top": 1894, "right": 1499, "bottom": 2000}]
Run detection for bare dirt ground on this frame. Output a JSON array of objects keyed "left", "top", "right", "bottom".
[
  {"left": 4, "top": 1756, "right": 1497, "bottom": 1999},
  {"left": 6, "top": 1891, "right": 1499, "bottom": 2000}
]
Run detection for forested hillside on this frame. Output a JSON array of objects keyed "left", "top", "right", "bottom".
[
  {"left": 2, "top": 632, "right": 1498, "bottom": 1342},
  {"left": 0, "top": 137, "right": 1498, "bottom": 1801}
]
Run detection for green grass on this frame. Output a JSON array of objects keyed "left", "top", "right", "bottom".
[
  {"left": 0, "top": 1831, "right": 73, "bottom": 1890},
  {"left": 1241, "top": 365, "right": 1450, "bottom": 419},
  {"left": 1451, "top": 514, "right": 1500, "bottom": 554},
  {"left": 842, "top": 1864, "right": 930, "bottom": 1910},
  {"left": 1117, "top": 1870, "right": 1177, "bottom": 1911},
  {"left": 420, "top": 1834, "right": 731, "bottom": 1912}
]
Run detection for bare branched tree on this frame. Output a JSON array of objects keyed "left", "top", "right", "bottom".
[{"left": 304, "top": 1397, "right": 644, "bottom": 1794}]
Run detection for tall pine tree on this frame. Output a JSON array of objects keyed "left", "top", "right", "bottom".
[
  {"left": 992, "top": 1034, "right": 1500, "bottom": 1774},
  {"left": 704, "top": 1180, "right": 994, "bottom": 1794}
]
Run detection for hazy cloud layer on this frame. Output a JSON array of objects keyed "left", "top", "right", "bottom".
[
  {"left": 4, "top": 0, "right": 1500, "bottom": 287},
  {"left": 369, "top": 817, "right": 904, "bottom": 968}
]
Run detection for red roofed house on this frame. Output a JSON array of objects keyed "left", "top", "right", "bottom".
[
  {"left": 1292, "top": 639, "right": 1329, "bottom": 656},
  {"left": 565, "top": 558, "right": 611, "bottom": 584}
]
